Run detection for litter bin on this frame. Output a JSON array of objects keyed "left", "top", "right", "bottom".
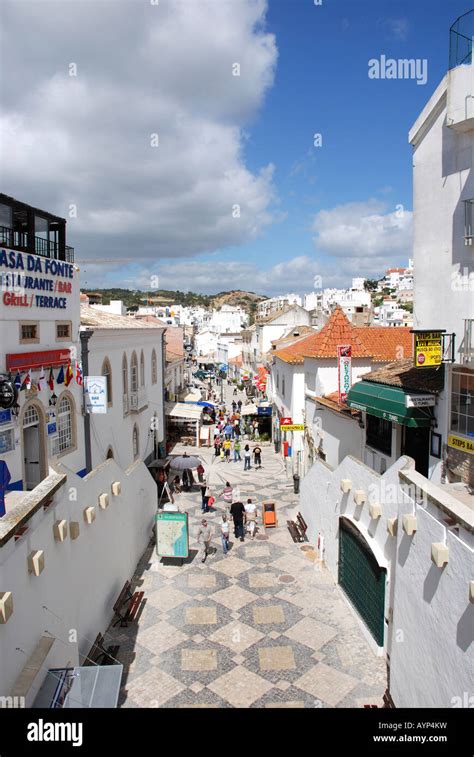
[
  {"left": 282, "top": 440, "right": 289, "bottom": 457},
  {"left": 293, "top": 474, "right": 300, "bottom": 494}
]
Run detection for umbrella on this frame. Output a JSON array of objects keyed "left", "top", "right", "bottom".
[{"left": 169, "top": 453, "right": 202, "bottom": 470}]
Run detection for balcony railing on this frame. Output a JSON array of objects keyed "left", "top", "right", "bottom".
[
  {"left": 449, "top": 10, "right": 474, "bottom": 69},
  {"left": 459, "top": 319, "right": 474, "bottom": 365},
  {"left": 0, "top": 225, "right": 74, "bottom": 262}
]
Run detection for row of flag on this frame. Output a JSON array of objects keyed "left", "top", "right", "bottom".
[{"left": 13, "top": 362, "right": 83, "bottom": 392}]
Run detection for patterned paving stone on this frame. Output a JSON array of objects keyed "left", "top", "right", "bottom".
[
  {"left": 258, "top": 645, "right": 296, "bottom": 671},
  {"left": 211, "top": 556, "right": 253, "bottom": 577},
  {"left": 185, "top": 606, "right": 217, "bottom": 625},
  {"left": 295, "top": 663, "right": 358, "bottom": 706},
  {"left": 284, "top": 617, "right": 337, "bottom": 652},
  {"left": 181, "top": 648, "right": 217, "bottom": 671},
  {"left": 253, "top": 604, "right": 285, "bottom": 625},
  {"left": 146, "top": 587, "right": 190, "bottom": 612},
  {"left": 208, "top": 620, "right": 264, "bottom": 653},
  {"left": 124, "top": 668, "right": 185, "bottom": 707},
  {"left": 248, "top": 572, "right": 278, "bottom": 589},
  {"left": 207, "top": 666, "right": 273, "bottom": 708},
  {"left": 134, "top": 620, "right": 188, "bottom": 656},
  {"left": 210, "top": 584, "right": 258, "bottom": 611}
]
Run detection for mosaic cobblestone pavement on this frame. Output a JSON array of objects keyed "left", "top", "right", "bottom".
[{"left": 108, "top": 401, "right": 386, "bottom": 708}]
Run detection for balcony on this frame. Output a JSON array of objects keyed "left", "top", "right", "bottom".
[
  {"left": 0, "top": 225, "right": 74, "bottom": 263},
  {"left": 130, "top": 387, "right": 148, "bottom": 412},
  {"left": 449, "top": 11, "right": 474, "bottom": 69}
]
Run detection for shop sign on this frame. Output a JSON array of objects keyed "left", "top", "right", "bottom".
[
  {"left": 280, "top": 417, "right": 293, "bottom": 427},
  {"left": 405, "top": 394, "right": 436, "bottom": 408},
  {"left": 448, "top": 434, "right": 474, "bottom": 455},
  {"left": 280, "top": 424, "right": 305, "bottom": 432},
  {"left": 84, "top": 376, "right": 108, "bottom": 414},
  {"left": 413, "top": 331, "right": 443, "bottom": 368},
  {"left": 338, "top": 345, "right": 352, "bottom": 403}
]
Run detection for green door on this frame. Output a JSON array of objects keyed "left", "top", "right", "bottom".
[{"left": 338, "top": 519, "right": 386, "bottom": 646}]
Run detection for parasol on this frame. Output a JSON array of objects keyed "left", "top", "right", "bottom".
[{"left": 169, "top": 453, "right": 202, "bottom": 470}]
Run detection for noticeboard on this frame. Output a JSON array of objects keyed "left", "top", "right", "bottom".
[
  {"left": 155, "top": 511, "right": 189, "bottom": 558},
  {"left": 414, "top": 331, "right": 443, "bottom": 368}
]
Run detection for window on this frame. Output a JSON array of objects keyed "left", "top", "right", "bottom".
[
  {"left": 140, "top": 350, "right": 145, "bottom": 386},
  {"left": 56, "top": 321, "right": 71, "bottom": 340},
  {"left": 122, "top": 353, "right": 128, "bottom": 412},
  {"left": 450, "top": 368, "right": 474, "bottom": 437},
  {"left": 0, "top": 427, "right": 14, "bottom": 454},
  {"left": 276, "top": 371, "right": 279, "bottom": 390},
  {"left": 464, "top": 199, "right": 474, "bottom": 245},
  {"left": 366, "top": 415, "right": 392, "bottom": 456},
  {"left": 132, "top": 424, "right": 139, "bottom": 459},
  {"left": 102, "top": 358, "right": 113, "bottom": 406},
  {"left": 282, "top": 376, "right": 285, "bottom": 397},
  {"left": 20, "top": 322, "right": 39, "bottom": 343},
  {"left": 57, "top": 395, "right": 74, "bottom": 453},
  {"left": 151, "top": 349, "right": 158, "bottom": 384},
  {"left": 130, "top": 351, "right": 138, "bottom": 392},
  {"left": 106, "top": 446, "right": 114, "bottom": 460}
]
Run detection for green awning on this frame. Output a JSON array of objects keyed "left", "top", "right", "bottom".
[{"left": 347, "top": 381, "right": 433, "bottom": 428}]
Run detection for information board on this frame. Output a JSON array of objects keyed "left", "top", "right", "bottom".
[
  {"left": 414, "top": 331, "right": 443, "bottom": 368},
  {"left": 155, "top": 511, "right": 189, "bottom": 558}
]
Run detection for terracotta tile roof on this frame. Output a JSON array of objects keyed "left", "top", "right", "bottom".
[
  {"left": 271, "top": 325, "right": 315, "bottom": 348},
  {"left": 80, "top": 304, "right": 164, "bottom": 330},
  {"left": 273, "top": 307, "right": 413, "bottom": 365},
  {"left": 314, "top": 391, "right": 360, "bottom": 418},
  {"left": 360, "top": 358, "right": 445, "bottom": 393},
  {"left": 229, "top": 355, "right": 243, "bottom": 366}
]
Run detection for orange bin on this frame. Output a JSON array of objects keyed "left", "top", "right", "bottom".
[{"left": 262, "top": 501, "right": 277, "bottom": 529}]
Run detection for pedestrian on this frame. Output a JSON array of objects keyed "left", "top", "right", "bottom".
[
  {"left": 200, "top": 478, "right": 208, "bottom": 512},
  {"left": 233, "top": 387, "right": 238, "bottom": 396},
  {"left": 221, "top": 514, "right": 230, "bottom": 555},
  {"left": 244, "top": 444, "right": 251, "bottom": 471},
  {"left": 182, "top": 468, "right": 193, "bottom": 491},
  {"left": 230, "top": 501, "right": 246, "bottom": 542},
  {"left": 197, "top": 519, "right": 213, "bottom": 563},
  {"left": 214, "top": 436, "right": 222, "bottom": 457},
  {"left": 171, "top": 475, "right": 182, "bottom": 494},
  {"left": 223, "top": 438, "right": 231, "bottom": 462},
  {"left": 244, "top": 498, "right": 258, "bottom": 539},
  {"left": 233, "top": 438, "right": 242, "bottom": 462},
  {"left": 232, "top": 401, "right": 237, "bottom": 413},
  {"left": 253, "top": 445, "right": 262, "bottom": 469},
  {"left": 237, "top": 399, "right": 242, "bottom": 410},
  {"left": 224, "top": 422, "right": 233, "bottom": 440},
  {"left": 220, "top": 481, "right": 233, "bottom": 505},
  {"left": 197, "top": 463, "right": 205, "bottom": 483},
  {"left": 253, "top": 420, "right": 260, "bottom": 440}
]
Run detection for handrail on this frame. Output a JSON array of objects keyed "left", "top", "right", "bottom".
[{"left": 0, "top": 225, "right": 74, "bottom": 262}]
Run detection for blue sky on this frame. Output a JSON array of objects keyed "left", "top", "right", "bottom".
[{"left": 2, "top": 0, "right": 471, "bottom": 294}]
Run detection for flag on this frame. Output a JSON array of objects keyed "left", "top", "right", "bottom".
[
  {"left": 20, "top": 371, "right": 31, "bottom": 391},
  {"left": 56, "top": 365, "right": 64, "bottom": 384},
  {"left": 14, "top": 371, "right": 21, "bottom": 390},
  {"left": 37, "top": 367, "right": 46, "bottom": 391},
  {"left": 48, "top": 367, "right": 55, "bottom": 390},
  {"left": 76, "top": 361, "right": 83, "bottom": 386},
  {"left": 64, "top": 363, "right": 74, "bottom": 387}
]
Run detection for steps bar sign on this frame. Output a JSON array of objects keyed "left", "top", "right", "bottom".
[{"left": 338, "top": 345, "right": 352, "bottom": 404}]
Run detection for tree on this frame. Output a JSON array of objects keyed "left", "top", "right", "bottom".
[{"left": 364, "top": 279, "right": 379, "bottom": 292}]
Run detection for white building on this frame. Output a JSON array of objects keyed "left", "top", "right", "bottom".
[
  {"left": 409, "top": 19, "right": 474, "bottom": 486},
  {"left": 374, "top": 299, "right": 413, "bottom": 328},
  {"left": 80, "top": 304, "right": 166, "bottom": 467},
  {"left": 207, "top": 305, "right": 248, "bottom": 334},
  {"left": 257, "top": 294, "right": 302, "bottom": 319},
  {"left": 90, "top": 299, "right": 127, "bottom": 317}
]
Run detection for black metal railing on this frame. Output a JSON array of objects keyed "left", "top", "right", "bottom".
[
  {"left": 449, "top": 10, "right": 474, "bottom": 69},
  {"left": 0, "top": 225, "right": 74, "bottom": 262}
]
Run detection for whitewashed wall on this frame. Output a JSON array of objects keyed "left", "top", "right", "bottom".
[
  {"left": 305, "top": 396, "right": 363, "bottom": 469},
  {"left": 0, "top": 458, "right": 156, "bottom": 702}
]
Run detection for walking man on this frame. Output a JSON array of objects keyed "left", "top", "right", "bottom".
[
  {"left": 200, "top": 478, "right": 209, "bottom": 513},
  {"left": 221, "top": 514, "right": 230, "bottom": 555},
  {"left": 230, "top": 500, "right": 246, "bottom": 542},
  {"left": 197, "top": 519, "right": 213, "bottom": 563}
]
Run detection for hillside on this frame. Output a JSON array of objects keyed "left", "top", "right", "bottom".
[{"left": 82, "top": 288, "right": 266, "bottom": 318}]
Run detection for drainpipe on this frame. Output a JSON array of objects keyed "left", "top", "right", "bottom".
[{"left": 80, "top": 330, "right": 93, "bottom": 473}]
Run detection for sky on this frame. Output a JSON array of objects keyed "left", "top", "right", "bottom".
[{"left": 0, "top": 0, "right": 471, "bottom": 295}]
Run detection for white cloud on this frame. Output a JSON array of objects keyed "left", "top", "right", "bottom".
[
  {"left": 312, "top": 199, "right": 412, "bottom": 260},
  {"left": 0, "top": 0, "right": 278, "bottom": 262}
]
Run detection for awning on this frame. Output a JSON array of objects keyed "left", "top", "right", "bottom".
[
  {"left": 240, "top": 403, "right": 258, "bottom": 415},
  {"left": 33, "top": 665, "right": 123, "bottom": 708},
  {"left": 165, "top": 402, "right": 203, "bottom": 421},
  {"left": 347, "top": 381, "right": 433, "bottom": 428}
]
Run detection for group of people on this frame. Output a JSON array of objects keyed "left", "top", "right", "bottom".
[{"left": 197, "top": 489, "right": 259, "bottom": 562}]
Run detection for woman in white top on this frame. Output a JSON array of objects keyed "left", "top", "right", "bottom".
[
  {"left": 244, "top": 498, "right": 258, "bottom": 539},
  {"left": 221, "top": 514, "right": 230, "bottom": 554}
]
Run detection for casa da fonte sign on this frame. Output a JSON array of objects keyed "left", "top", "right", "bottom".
[{"left": 0, "top": 249, "right": 74, "bottom": 310}]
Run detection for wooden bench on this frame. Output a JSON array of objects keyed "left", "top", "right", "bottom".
[
  {"left": 112, "top": 581, "right": 145, "bottom": 627},
  {"left": 86, "top": 633, "right": 120, "bottom": 666},
  {"left": 296, "top": 512, "right": 308, "bottom": 537},
  {"left": 287, "top": 520, "right": 302, "bottom": 543}
]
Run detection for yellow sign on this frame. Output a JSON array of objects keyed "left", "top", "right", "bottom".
[
  {"left": 448, "top": 434, "right": 474, "bottom": 455},
  {"left": 414, "top": 331, "right": 443, "bottom": 368},
  {"left": 280, "top": 424, "right": 305, "bottom": 432}
]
